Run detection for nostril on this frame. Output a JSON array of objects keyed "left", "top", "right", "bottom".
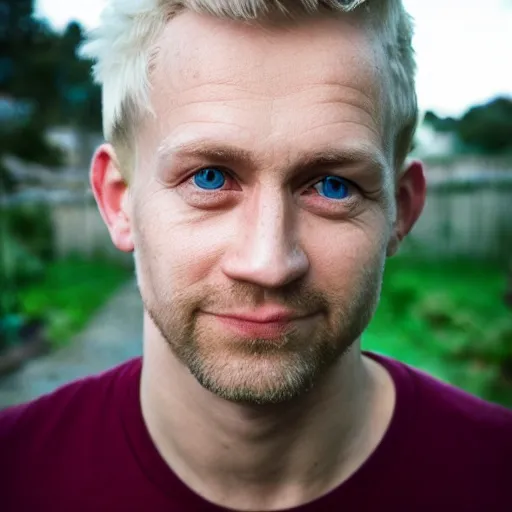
[{"left": 221, "top": 241, "right": 309, "bottom": 289}]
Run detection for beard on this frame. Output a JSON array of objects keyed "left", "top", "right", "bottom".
[{"left": 141, "top": 264, "right": 383, "bottom": 406}]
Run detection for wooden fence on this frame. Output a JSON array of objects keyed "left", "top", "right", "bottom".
[
  {"left": 403, "top": 177, "right": 512, "bottom": 259},
  {"left": 3, "top": 171, "right": 512, "bottom": 263}
]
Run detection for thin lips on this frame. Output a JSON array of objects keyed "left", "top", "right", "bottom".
[{"left": 208, "top": 309, "right": 312, "bottom": 323}]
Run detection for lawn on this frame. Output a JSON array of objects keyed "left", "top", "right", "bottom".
[
  {"left": 20, "top": 256, "right": 510, "bottom": 405},
  {"left": 2, "top": 242, "right": 509, "bottom": 407},
  {"left": 15, "top": 256, "right": 133, "bottom": 348},
  {"left": 364, "top": 257, "right": 512, "bottom": 407},
  {"left": 1, "top": 205, "right": 133, "bottom": 351}
]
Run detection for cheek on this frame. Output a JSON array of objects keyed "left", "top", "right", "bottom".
[
  {"left": 132, "top": 192, "right": 236, "bottom": 289},
  {"left": 304, "top": 216, "right": 388, "bottom": 296}
]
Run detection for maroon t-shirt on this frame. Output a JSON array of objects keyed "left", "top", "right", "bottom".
[{"left": 1, "top": 352, "right": 511, "bottom": 511}]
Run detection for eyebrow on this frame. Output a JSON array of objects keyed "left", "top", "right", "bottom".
[
  {"left": 157, "top": 139, "right": 388, "bottom": 177},
  {"left": 157, "top": 140, "right": 256, "bottom": 169},
  {"left": 292, "top": 147, "right": 388, "bottom": 175}
]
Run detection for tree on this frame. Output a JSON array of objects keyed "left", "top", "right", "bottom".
[
  {"left": 0, "top": 1, "right": 101, "bottom": 176},
  {"left": 456, "top": 97, "right": 512, "bottom": 154},
  {"left": 423, "top": 111, "right": 458, "bottom": 133},
  {"left": 0, "top": 0, "right": 34, "bottom": 41},
  {"left": 423, "top": 98, "right": 512, "bottom": 155}
]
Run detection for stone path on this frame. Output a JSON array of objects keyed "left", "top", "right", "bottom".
[{"left": 0, "top": 280, "right": 143, "bottom": 409}]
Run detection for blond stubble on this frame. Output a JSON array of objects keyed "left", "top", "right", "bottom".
[{"left": 141, "top": 264, "right": 383, "bottom": 405}]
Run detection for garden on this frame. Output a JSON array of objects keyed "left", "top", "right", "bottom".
[
  {"left": 366, "top": 256, "right": 512, "bottom": 407},
  {"left": 0, "top": 202, "right": 510, "bottom": 408},
  {"left": 0, "top": 203, "right": 131, "bottom": 373}
]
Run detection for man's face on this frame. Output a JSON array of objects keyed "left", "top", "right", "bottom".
[{"left": 129, "top": 12, "right": 395, "bottom": 404}]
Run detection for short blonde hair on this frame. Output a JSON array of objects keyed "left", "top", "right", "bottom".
[{"left": 82, "top": 0, "right": 417, "bottom": 171}]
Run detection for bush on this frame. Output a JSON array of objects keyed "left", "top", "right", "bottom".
[
  {"left": 1, "top": 204, "right": 55, "bottom": 262},
  {"left": 0, "top": 122, "right": 65, "bottom": 168},
  {"left": 18, "top": 256, "right": 132, "bottom": 347},
  {"left": 1, "top": 204, "right": 131, "bottom": 352},
  {"left": 0, "top": 229, "right": 45, "bottom": 286},
  {"left": 365, "top": 257, "right": 512, "bottom": 406}
]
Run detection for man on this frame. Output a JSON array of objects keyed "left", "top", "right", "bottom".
[{"left": 1, "top": 0, "right": 511, "bottom": 510}]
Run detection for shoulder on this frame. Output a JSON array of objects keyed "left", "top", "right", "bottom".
[
  {"left": 408, "top": 362, "right": 512, "bottom": 434},
  {"left": 0, "top": 358, "right": 142, "bottom": 505},
  {"left": 371, "top": 352, "right": 512, "bottom": 431},
  {"left": 370, "top": 352, "right": 512, "bottom": 459},
  {"left": 406, "top": 361, "right": 512, "bottom": 501},
  {"left": 370, "top": 352, "right": 512, "bottom": 504},
  {"left": 0, "top": 357, "right": 141, "bottom": 452},
  {"left": 397, "top": 357, "right": 512, "bottom": 473}
]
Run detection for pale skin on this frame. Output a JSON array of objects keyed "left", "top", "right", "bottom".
[{"left": 91, "top": 11, "right": 426, "bottom": 512}]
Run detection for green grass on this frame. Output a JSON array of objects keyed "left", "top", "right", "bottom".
[
  {"left": 364, "top": 257, "right": 512, "bottom": 407},
  {"left": 7, "top": 251, "right": 509, "bottom": 407},
  {"left": 18, "top": 256, "right": 132, "bottom": 348}
]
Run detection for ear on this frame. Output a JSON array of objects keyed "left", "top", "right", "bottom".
[
  {"left": 387, "top": 160, "right": 426, "bottom": 257},
  {"left": 90, "top": 143, "right": 134, "bottom": 253}
]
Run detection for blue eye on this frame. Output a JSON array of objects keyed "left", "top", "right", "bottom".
[
  {"left": 193, "top": 168, "right": 226, "bottom": 190},
  {"left": 313, "top": 176, "right": 350, "bottom": 200}
]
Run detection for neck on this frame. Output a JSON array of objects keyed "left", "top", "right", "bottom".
[{"left": 140, "top": 314, "right": 395, "bottom": 511}]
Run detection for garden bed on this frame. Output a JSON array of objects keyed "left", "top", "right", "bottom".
[
  {"left": 0, "top": 328, "right": 49, "bottom": 377},
  {"left": 0, "top": 256, "right": 132, "bottom": 375},
  {"left": 365, "top": 256, "right": 512, "bottom": 407}
]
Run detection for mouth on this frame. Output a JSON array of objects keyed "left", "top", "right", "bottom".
[{"left": 202, "top": 308, "right": 318, "bottom": 339}]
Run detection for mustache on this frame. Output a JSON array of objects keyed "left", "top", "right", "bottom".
[{"left": 174, "top": 282, "right": 330, "bottom": 313}]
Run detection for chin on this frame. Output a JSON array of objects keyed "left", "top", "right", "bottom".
[
  {"left": 176, "top": 334, "right": 344, "bottom": 405},
  {"left": 192, "top": 358, "right": 318, "bottom": 405}
]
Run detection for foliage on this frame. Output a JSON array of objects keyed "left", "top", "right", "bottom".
[
  {"left": 423, "top": 111, "right": 459, "bottom": 133},
  {"left": 12, "top": 256, "right": 131, "bottom": 348},
  {"left": 0, "top": 159, "right": 16, "bottom": 194},
  {"left": 0, "top": 122, "right": 65, "bottom": 168},
  {"left": 1, "top": 204, "right": 54, "bottom": 262},
  {"left": 0, "top": 205, "right": 131, "bottom": 351},
  {"left": 0, "top": 230, "right": 44, "bottom": 351},
  {"left": 0, "top": 0, "right": 101, "bottom": 178},
  {"left": 0, "top": 205, "right": 51, "bottom": 323},
  {"left": 0, "top": 229, "right": 44, "bottom": 285},
  {"left": 0, "top": 203, "right": 53, "bottom": 350},
  {"left": 457, "top": 98, "right": 512, "bottom": 154},
  {"left": 365, "top": 257, "right": 512, "bottom": 407},
  {"left": 424, "top": 97, "right": 512, "bottom": 155},
  {"left": 2, "top": 2, "right": 101, "bottom": 129}
]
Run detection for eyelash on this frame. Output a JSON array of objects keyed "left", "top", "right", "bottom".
[{"left": 185, "top": 167, "right": 357, "bottom": 197}]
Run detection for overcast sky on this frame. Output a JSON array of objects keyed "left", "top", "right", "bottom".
[{"left": 35, "top": 0, "right": 512, "bottom": 117}]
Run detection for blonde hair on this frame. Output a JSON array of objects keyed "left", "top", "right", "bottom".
[{"left": 81, "top": 0, "right": 417, "bottom": 171}]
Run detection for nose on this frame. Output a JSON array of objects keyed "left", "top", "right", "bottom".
[{"left": 221, "top": 189, "right": 309, "bottom": 289}]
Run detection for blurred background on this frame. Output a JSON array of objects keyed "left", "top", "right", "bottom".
[{"left": 0, "top": 0, "right": 511, "bottom": 409}]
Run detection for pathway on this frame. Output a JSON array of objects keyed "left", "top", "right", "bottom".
[{"left": 0, "top": 280, "right": 143, "bottom": 409}]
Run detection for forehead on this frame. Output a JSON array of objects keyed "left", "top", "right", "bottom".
[{"left": 142, "top": 11, "right": 386, "bottom": 165}]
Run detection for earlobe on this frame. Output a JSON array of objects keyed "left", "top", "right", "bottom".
[
  {"left": 387, "top": 160, "right": 426, "bottom": 257},
  {"left": 90, "top": 144, "right": 134, "bottom": 253},
  {"left": 386, "top": 233, "right": 400, "bottom": 258}
]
